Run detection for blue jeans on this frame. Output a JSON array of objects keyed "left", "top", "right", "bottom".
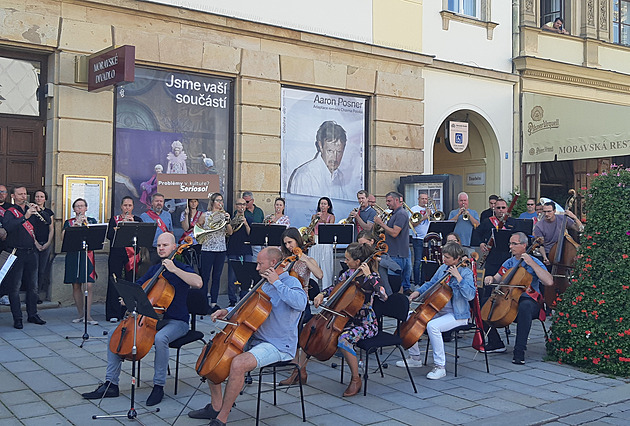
[
  {"left": 227, "top": 254, "right": 254, "bottom": 304},
  {"left": 201, "top": 250, "right": 226, "bottom": 304},
  {"left": 106, "top": 319, "right": 188, "bottom": 386},
  {"left": 390, "top": 255, "right": 412, "bottom": 291},
  {"left": 411, "top": 238, "right": 423, "bottom": 286}
]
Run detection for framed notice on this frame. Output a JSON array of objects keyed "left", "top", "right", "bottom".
[{"left": 63, "top": 175, "right": 108, "bottom": 223}]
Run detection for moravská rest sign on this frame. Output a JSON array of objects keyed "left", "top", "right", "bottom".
[{"left": 88, "top": 45, "right": 135, "bottom": 92}]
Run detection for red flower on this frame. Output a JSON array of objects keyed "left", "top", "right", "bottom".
[
  {"left": 620, "top": 357, "right": 630, "bottom": 362},
  {"left": 593, "top": 358, "right": 600, "bottom": 364},
  {"left": 616, "top": 349, "right": 622, "bottom": 354},
  {"left": 623, "top": 254, "right": 629, "bottom": 259}
]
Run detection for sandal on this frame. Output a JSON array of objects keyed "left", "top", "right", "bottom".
[{"left": 72, "top": 318, "right": 84, "bottom": 323}]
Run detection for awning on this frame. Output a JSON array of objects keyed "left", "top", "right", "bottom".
[{"left": 522, "top": 93, "right": 630, "bottom": 162}]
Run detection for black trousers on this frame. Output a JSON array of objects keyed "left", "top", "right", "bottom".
[{"left": 106, "top": 252, "right": 131, "bottom": 321}]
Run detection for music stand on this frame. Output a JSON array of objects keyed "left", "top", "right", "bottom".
[
  {"left": 112, "top": 222, "right": 157, "bottom": 283},
  {"left": 512, "top": 219, "right": 534, "bottom": 236},
  {"left": 0, "top": 249, "right": 17, "bottom": 286},
  {"left": 421, "top": 260, "right": 440, "bottom": 282},
  {"left": 318, "top": 224, "right": 354, "bottom": 289},
  {"left": 63, "top": 223, "right": 108, "bottom": 347},
  {"left": 426, "top": 221, "right": 456, "bottom": 244},
  {"left": 250, "top": 223, "right": 286, "bottom": 247},
  {"left": 93, "top": 278, "right": 159, "bottom": 421},
  {"left": 228, "top": 259, "right": 259, "bottom": 295}
]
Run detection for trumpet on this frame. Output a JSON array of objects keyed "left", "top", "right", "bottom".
[
  {"left": 299, "top": 214, "right": 320, "bottom": 244},
  {"left": 338, "top": 208, "right": 357, "bottom": 225},
  {"left": 28, "top": 203, "right": 48, "bottom": 223},
  {"left": 230, "top": 213, "right": 246, "bottom": 232},
  {"left": 402, "top": 202, "right": 420, "bottom": 236},
  {"left": 428, "top": 197, "right": 445, "bottom": 221},
  {"left": 74, "top": 212, "right": 88, "bottom": 226},
  {"left": 263, "top": 213, "right": 275, "bottom": 224}
]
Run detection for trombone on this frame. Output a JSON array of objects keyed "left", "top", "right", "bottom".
[
  {"left": 402, "top": 202, "right": 420, "bottom": 236},
  {"left": 428, "top": 197, "right": 445, "bottom": 221}
]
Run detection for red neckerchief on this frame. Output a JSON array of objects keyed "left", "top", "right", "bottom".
[
  {"left": 179, "top": 210, "right": 202, "bottom": 242},
  {"left": 489, "top": 216, "right": 507, "bottom": 229},
  {"left": 145, "top": 209, "right": 168, "bottom": 232},
  {"left": 8, "top": 206, "right": 36, "bottom": 241},
  {"left": 68, "top": 217, "right": 97, "bottom": 280},
  {"left": 114, "top": 215, "right": 141, "bottom": 272}
]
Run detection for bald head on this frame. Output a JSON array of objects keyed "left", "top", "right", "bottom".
[{"left": 156, "top": 232, "right": 177, "bottom": 258}]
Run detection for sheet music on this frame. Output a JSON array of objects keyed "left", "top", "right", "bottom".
[{"left": 0, "top": 250, "right": 17, "bottom": 284}]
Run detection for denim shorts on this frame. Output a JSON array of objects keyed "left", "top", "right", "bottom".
[{"left": 248, "top": 341, "right": 293, "bottom": 368}]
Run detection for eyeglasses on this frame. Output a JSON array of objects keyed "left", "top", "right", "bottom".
[
  {"left": 509, "top": 242, "right": 524, "bottom": 246},
  {"left": 245, "top": 199, "right": 253, "bottom": 204},
  {"left": 527, "top": 203, "right": 535, "bottom": 206},
  {"left": 495, "top": 206, "right": 507, "bottom": 210},
  {"left": 543, "top": 210, "right": 554, "bottom": 213}
]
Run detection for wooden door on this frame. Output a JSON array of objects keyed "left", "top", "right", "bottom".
[{"left": 0, "top": 116, "right": 45, "bottom": 194}]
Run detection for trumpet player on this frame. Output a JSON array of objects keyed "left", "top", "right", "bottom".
[
  {"left": 350, "top": 190, "right": 377, "bottom": 237},
  {"left": 63, "top": 198, "right": 98, "bottom": 325},
  {"left": 226, "top": 197, "right": 253, "bottom": 307},
  {"left": 264, "top": 197, "right": 290, "bottom": 227},
  {"left": 2, "top": 186, "right": 46, "bottom": 329},
  {"left": 199, "top": 192, "right": 232, "bottom": 312},
  {"left": 106, "top": 196, "right": 143, "bottom": 322},
  {"left": 410, "top": 192, "right": 431, "bottom": 286},
  {"left": 447, "top": 192, "right": 480, "bottom": 246}
]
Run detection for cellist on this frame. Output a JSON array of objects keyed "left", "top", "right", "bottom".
[
  {"left": 534, "top": 201, "right": 583, "bottom": 267},
  {"left": 481, "top": 232, "right": 553, "bottom": 364},
  {"left": 397, "top": 243, "right": 475, "bottom": 380},
  {"left": 82, "top": 233, "right": 202, "bottom": 406},
  {"left": 188, "top": 247, "right": 307, "bottom": 425}
]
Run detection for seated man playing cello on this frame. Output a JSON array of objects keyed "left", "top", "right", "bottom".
[
  {"left": 482, "top": 232, "right": 553, "bottom": 364},
  {"left": 188, "top": 247, "right": 307, "bottom": 425},
  {"left": 82, "top": 233, "right": 203, "bottom": 406},
  {"left": 398, "top": 242, "right": 475, "bottom": 379}
]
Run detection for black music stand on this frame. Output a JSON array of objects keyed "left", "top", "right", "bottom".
[
  {"left": 250, "top": 223, "right": 286, "bottom": 247},
  {"left": 318, "top": 224, "right": 354, "bottom": 288},
  {"left": 493, "top": 229, "right": 514, "bottom": 254},
  {"left": 229, "top": 259, "right": 259, "bottom": 295},
  {"left": 112, "top": 222, "right": 157, "bottom": 283},
  {"left": 513, "top": 219, "right": 534, "bottom": 236},
  {"left": 63, "top": 223, "right": 108, "bottom": 347},
  {"left": 420, "top": 260, "right": 440, "bottom": 283},
  {"left": 426, "top": 221, "right": 456, "bottom": 244},
  {"left": 92, "top": 278, "right": 159, "bottom": 421}
]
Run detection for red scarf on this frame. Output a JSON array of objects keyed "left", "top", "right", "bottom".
[
  {"left": 145, "top": 209, "right": 168, "bottom": 233},
  {"left": 8, "top": 207, "right": 36, "bottom": 241},
  {"left": 114, "top": 215, "right": 141, "bottom": 272},
  {"left": 68, "top": 217, "right": 97, "bottom": 281},
  {"left": 179, "top": 210, "right": 202, "bottom": 243}
]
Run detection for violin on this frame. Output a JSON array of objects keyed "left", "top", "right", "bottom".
[
  {"left": 400, "top": 259, "right": 470, "bottom": 349},
  {"left": 109, "top": 237, "right": 194, "bottom": 361},
  {"left": 195, "top": 248, "right": 302, "bottom": 384},
  {"left": 480, "top": 237, "right": 543, "bottom": 328},
  {"left": 298, "top": 235, "right": 388, "bottom": 362},
  {"left": 545, "top": 189, "right": 580, "bottom": 309}
]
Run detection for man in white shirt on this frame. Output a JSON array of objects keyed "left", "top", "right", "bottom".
[{"left": 410, "top": 192, "right": 430, "bottom": 285}]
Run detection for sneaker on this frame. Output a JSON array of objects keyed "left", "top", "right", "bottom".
[
  {"left": 396, "top": 357, "right": 423, "bottom": 368},
  {"left": 72, "top": 318, "right": 84, "bottom": 324},
  {"left": 109, "top": 318, "right": 119, "bottom": 323},
  {"left": 512, "top": 350, "right": 525, "bottom": 365},
  {"left": 426, "top": 365, "right": 446, "bottom": 380},
  {"left": 480, "top": 342, "right": 506, "bottom": 353},
  {"left": 0, "top": 295, "right": 9, "bottom": 305},
  {"left": 188, "top": 403, "right": 219, "bottom": 419},
  {"left": 82, "top": 381, "right": 119, "bottom": 399}
]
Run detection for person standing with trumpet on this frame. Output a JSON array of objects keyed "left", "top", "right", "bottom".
[
  {"left": 349, "top": 190, "right": 376, "bottom": 239},
  {"left": 447, "top": 192, "right": 480, "bottom": 247},
  {"left": 63, "top": 198, "right": 98, "bottom": 324},
  {"left": 226, "top": 197, "right": 252, "bottom": 307},
  {"left": 198, "top": 192, "right": 232, "bottom": 312},
  {"left": 408, "top": 192, "right": 431, "bottom": 286}
]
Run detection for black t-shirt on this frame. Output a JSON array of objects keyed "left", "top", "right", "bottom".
[
  {"left": 226, "top": 216, "right": 252, "bottom": 256},
  {"left": 33, "top": 208, "right": 54, "bottom": 244}
]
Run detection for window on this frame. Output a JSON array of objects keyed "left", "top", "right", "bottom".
[
  {"left": 0, "top": 56, "right": 41, "bottom": 117},
  {"left": 614, "top": 0, "right": 630, "bottom": 45},
  {"left": 540, "top": 0, "right": 563, "bottom": 27},
  {"left": 448, "top": 0, "right": 479, "bottom": 19}
]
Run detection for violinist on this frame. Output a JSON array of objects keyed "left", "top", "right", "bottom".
[
  {"left": 482, "top": 232, "right": 553, "bottom": 364},
  {"left": 478, "top": 199, "right": 516, "bottom": 278},
  {"left": 312, "top": 243, "right": 387, "bottom": 397},
  {"left": 534, "top": 202, "right": 583, "bottom": 267},
  {"left": 188, "top": 247, "right": 307, "bottom": 424},
  {"left": 397, "top": 243, "right": 475, "bottom": 379},
  {"left": 82, "top": 233, "right": 202, "bottom": 406}
]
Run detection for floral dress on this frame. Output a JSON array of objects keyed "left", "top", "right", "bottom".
[{"left": 323, "top": 270, "right": 387, "bottom": 344}]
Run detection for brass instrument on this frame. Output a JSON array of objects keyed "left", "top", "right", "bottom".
[
  {"left": 230, "top": 213, "right": 246, "bottom": 233},
  {"left": 338, "top": 208, "right": 357, "bottom": 225},
  {"left": 423, "top": 232, "right": 443, "bottom": 263},
  {"left": 402, "top": 202, "right": 419, "bottom": 236},
  {"left": 373, "top": 204, "right": 392, "bottom": 222},
  {"left": 263, "top": 213, "right": 275, "bottom": 224},
  {"left": 461, "top": 209, "right": 470, "bottom": 221},
  {"left": 74, "top": 212, "right": 88, "bottom": 226},
  {"left": 299, "top": 214, "right": 320, "bottom": 244},
  {"left": 428, "top": 197, "right": 445, "bottom": 221},
  {"left": 28, "top": 203, "right": 48, "bottom": 223},
  {"left": 194, "top": 210, "right": 228, "bottom": 243}
]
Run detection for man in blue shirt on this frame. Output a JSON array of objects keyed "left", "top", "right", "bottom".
[
  {"left": 188, "top": 247, "right": 307, "bottom": 425},
  {"left": 448, "top": 192, "right": 480, "bottom": 246},
  {"left": 82, "top": 233, "right": 203, "bottom": 406},
  {"left": 140, "top": 193, "right": 173, "bottom": 264},
  {"left": 519, "top": 198, "right": 538, "bottom": 221},
  {"left": 481, "top": 232, "right": 553, "bottom": 364}
]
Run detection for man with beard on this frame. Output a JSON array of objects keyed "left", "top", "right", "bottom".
[{"left": 140, "top": 193, "right": 173, "bottom": 265}]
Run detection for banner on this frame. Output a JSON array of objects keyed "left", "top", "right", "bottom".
[
  {"left": 114, "top": 67, "right": 232, "bottom": 240},
  {"left": 281, "top": 87, "right": 367, "bottom": 228},
  {"left": 522, "top": 93, "right": 630, "bottom": 162}
]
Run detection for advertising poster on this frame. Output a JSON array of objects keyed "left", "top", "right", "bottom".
[
  {"left": 114, "top": 67, "right": 232, "bottom": 239},
  {"left": 281, "top": 87, "right": 367, "bottom": 228}
]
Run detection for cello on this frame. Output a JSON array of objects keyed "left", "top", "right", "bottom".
[
  {"left": 545, "top": 189, "right": 580, "bottom": 309},
  {"left": 298, "top": 235, "right": 388, "bottom": 362},
  {"left": 480, "top": 237, "right": 543, "bottom": 328},
  {"left": 109, "top": 237, "right": 194, "bottom": 361},
  {"left": 195, "top": 248, "right": 302, "bottom": 384},
  {"left": 400, "top": 258, "right": 470, "bottom": 349}
]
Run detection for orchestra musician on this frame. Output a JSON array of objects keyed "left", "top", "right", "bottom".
[
  {"left": 478, "top": 198, "right": 517, "bottom": 278},
  {"left": 480, "top": 194, "right": 499, "bottom": 222},
  {"left": 278, "top": 227, "right": 323, "bottom": 386},
  {"left": 63, "top": 198, "right": 98, "bottom": 325},
  {"left": 373, "top": 191, "right": 412, "bottom": 294},
  {"left": 180, "top": 198, "right": 202, "bottom": 244},
  {"left": 226, "top": 197, "right": 253, "bottom": 307},
  {"left": 0, "top": 184, "right": 12, "bottom": 253},
  {"left": 447, "top": 192, "right": 480, "bottom": 246},
  {"left": 106, "top": 196, "right": 143, "bottom": 322},
  {"left": 140, "top": 193, "right": 173, "bottom": 265},
  {"left": 482, "top": 232, "right": 553, "bottom": 363},
  {"left": 397, "top": 243, "right": 475, "bottom": 378},
  {"left": 82, "top": 233, "right": 202, "bottom": 406},
  {"left": 357, "top": 230, "right": 401, "bottom": 295},
  {"left": 264, "top": 197, "right": 290, "bottom": 226},
  {"left": 2, "top": 186, "right": 46, "bottom": 329},
  {"left": 409, "top": 192, "right": 431, "bottom": 286},
  {"left": 242, "top": 191, "right": 264, "bottom": 260},
  {"left": 312, "top": 242, "right": 387, "bottom": 397},
  {"left": 534, "top": 201, "right": 583, "bottom": 267},
  {"left": 32, "top": 190, "right": 54, "bottom": 303},
  {"left": 350, "top": 190, "right": 377, "bottom": 237},
  {"left": 188, "top": 247, "right": 307, "bottom": 424},
  {"left": 305, "top": 197, "right": 335, "bottom": 289}
]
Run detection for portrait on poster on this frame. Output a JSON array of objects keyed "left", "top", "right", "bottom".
[{"left": 281, "top": 87, "right": 367, "bottom": 227}]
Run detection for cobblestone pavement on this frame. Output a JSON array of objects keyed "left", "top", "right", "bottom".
[{"left": 1, "top": 301, "right": 629, "bottom": 425}]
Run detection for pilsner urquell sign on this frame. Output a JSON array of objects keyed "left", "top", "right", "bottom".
[{"left": 88, "top": 45, "right": 135, "bottom": 92}]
